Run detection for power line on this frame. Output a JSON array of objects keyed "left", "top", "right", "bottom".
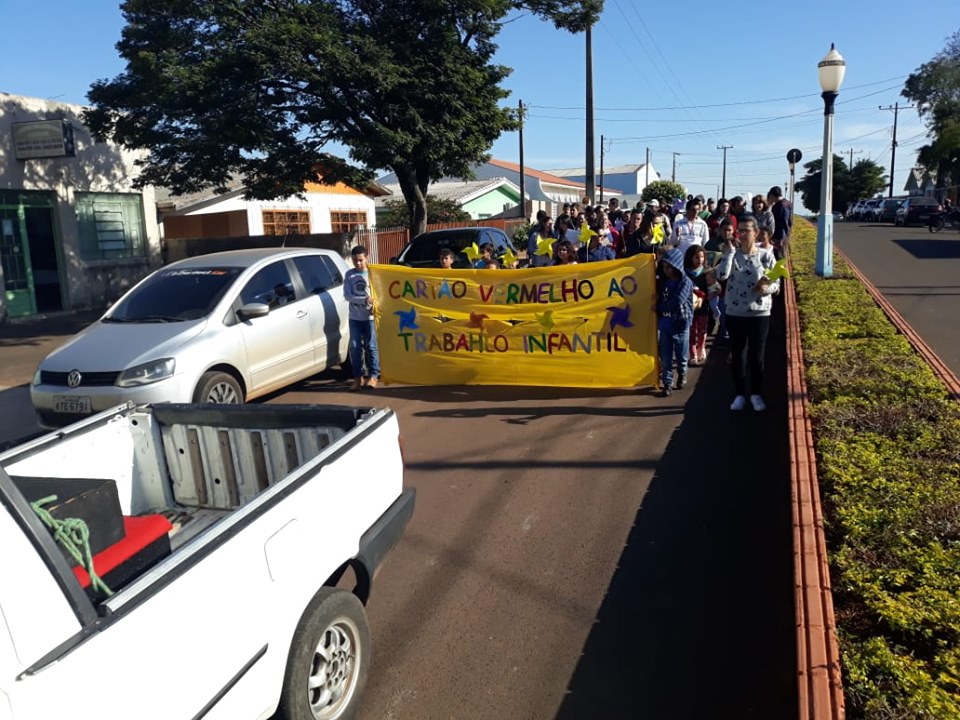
[
  {"left": 605, "top": 84, "right": 904, "bottom": 142},
  {"left": 526, "top": 107, "right": 882, "bottom": 124},
  {"left": 527, "top": 76, "right": 908, "bottom": 112}
]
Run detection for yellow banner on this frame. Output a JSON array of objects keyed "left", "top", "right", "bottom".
[{"left": 369, "top": 256, "right": 658, "bottom": 388}]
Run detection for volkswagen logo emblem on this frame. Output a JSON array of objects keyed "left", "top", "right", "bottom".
[{"left": 67, "top": 370, "right": 82, "bottom": 388}]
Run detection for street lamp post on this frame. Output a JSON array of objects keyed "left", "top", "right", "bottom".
[{"left": 815, "top": 44, "right": 846, "bottom": 278}]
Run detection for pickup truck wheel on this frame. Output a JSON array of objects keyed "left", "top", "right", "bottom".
[
  {"left": 279, "top": 588, "right": 370, "bottom": 720},
  {"left": 193, "top": 371, "right": 242, "bottom": 404}
]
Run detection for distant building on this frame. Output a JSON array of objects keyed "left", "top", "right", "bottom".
[
  {"left": 545, "top": 162, "right": 661, "bottom": 196},
  {"left": 157, "top": 176, "right": 383, "bottom": 243},
  {"left": 0, "top": 92, "right": 162, "bottom": 320},
  {"left": 903, "top": 167, "right": 938, "bottom": 198},
  {"left": 377, "top": 158, "right": 621, "bottom": 220},
  {"left": 374, "top": 177, "right": 521, "bottom": 222}
]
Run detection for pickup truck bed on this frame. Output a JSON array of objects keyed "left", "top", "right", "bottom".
[{"left": 0, "top": 402, "right": 412, "bottom": 720}]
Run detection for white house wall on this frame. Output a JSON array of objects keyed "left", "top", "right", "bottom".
[
  {"left": 182, "top": 192, "right": 375, "bottom": 234},
  {"left": 0, "top": 93, "right": 162, "bottom": 314}
]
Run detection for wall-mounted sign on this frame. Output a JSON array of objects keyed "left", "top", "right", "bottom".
[{"left": 12, "top": 119, "right": 76, "bottom": 160}]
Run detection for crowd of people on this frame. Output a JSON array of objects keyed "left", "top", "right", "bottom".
[
  {"left": 520, "top": 187, "right": 792, "bottom": 409},
  {"left": 344, "top": 185, "right": 793, "bottom": 410}
]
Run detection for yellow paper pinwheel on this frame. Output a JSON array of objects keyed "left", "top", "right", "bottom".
[
  {"left": 463, "top": 242, "right": 481, "bottom": 262},
  {"left": 500, "top": 247, "right": 518, "bottom": 268},
  {"left": 651, "top": 224, "right": 665, "bottom": 244},
  {"left": 764, "top": 258, "right": 790, "bottom": 282},
  {"left": 578, "top": 223, "right": 594, "bottom": 244},
  {"left": 535, "top": 236, "right": 555, "bottom": 257}
]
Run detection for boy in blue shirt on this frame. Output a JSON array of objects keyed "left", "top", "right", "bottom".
[
  {"left": 343, "top": 246, "right": 380, "bottom": 390},
  {"left": 655, "top": 247, "right": 694, "bottom": 397}
]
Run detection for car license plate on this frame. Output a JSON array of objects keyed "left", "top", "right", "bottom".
[
  {"left": 53, "top": 395, "right": 92, "bottom": 414},
  {"left": 919, "top": 214, "right": 929, "bottom": 220}
]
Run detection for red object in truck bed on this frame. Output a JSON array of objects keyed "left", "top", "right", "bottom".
[{"left": 73, "top": 515, "right": 173, "bottom": 590}]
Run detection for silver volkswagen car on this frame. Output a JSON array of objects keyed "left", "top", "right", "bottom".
[{"left": 31, "top": 248, "right": 351, "bottom": 427}]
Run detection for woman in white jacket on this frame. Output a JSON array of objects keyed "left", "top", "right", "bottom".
[{"left": 716, "top": 217, "right": 780, "bottom": 412}]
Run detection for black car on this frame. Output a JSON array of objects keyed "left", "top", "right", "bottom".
[
  {"left": 895, "top": 197, "right": 942, "bottom": 227},
  {"left": 391, "top": 227, "right": 518, "bottom": 269},
  {"left": 877, "top": 197, "right": 905, "bottom": 224}
]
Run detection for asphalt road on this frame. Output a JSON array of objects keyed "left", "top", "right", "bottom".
[
  {"left": 0, "top": 309, "right": 797, "bottom": 719},
  {"left": 268, "top": 316, "right": 797, "bottom": 720},
  {"left": 834, "top": 219, "right": 960, "bottom": 377}
]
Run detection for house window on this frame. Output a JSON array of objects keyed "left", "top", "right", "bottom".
[
  {"left": 262, "top": 210, "right": 311, "bottom": 236},
  {"left": 75, "top": 192, "right": 147, "bottom": 261},
  {"left": 330, "top": 210, "right": 367, "bottom": 234}
]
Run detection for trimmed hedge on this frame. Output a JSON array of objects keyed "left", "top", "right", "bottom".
[{"left": 791, "top": 221, "right": 960, "bottom": 719}]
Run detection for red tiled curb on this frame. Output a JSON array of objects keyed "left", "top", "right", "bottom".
[
  {"left": 835, "top": 247, "right": 960, "bottom": 400},
  {"left": 784, "top": 269, "right": 846, "bottom": 720}
]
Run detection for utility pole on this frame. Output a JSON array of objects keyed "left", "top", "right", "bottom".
[
  {"left": 717, "top": 145, "right": 733, "bottom": 199},
  {"left": 672, "top": 152, "right": 680, "bottom": 182},
  {"left": 879, "top": 102, "right": 915, "bottom": 197},
  {"left": 585, "top": 25, "right": 595, "bottom": 205},
  {"left": 645, "top": 147, "right": 650, "bottom": 188},
  {"left": 599, "top": 134, "right": 605, "bottom": 204},
  {"left": 845, "top": 147, "right": 862, "bottom": 168},
  {"left": 518, "top": 99, "right": 525, "bottom": 219}
]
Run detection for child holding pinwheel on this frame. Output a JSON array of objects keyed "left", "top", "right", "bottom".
[{"left": 716, "top": 217, "right": 781, "bottom": 412}]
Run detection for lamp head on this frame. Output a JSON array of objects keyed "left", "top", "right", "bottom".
[{"left": 818, "top": 43, "right": 846, "bottom": 93}]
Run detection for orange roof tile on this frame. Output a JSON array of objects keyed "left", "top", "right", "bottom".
[{"left": 488, "top": 158, "right": 585, "bottom": 189}]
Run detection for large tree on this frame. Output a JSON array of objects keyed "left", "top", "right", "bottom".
[
  {"left": 795, "top": 156, "right": 887, "bottom": 213},
  {"left": 85, "top": 0, "right": 600, "bottom": 236},
  {"left": 902, "top": 30, "right": 960, "bottom": 193}
]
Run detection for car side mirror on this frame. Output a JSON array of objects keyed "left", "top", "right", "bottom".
[{"left": 238, "top": 302, "right": 270, "bottom": 319}]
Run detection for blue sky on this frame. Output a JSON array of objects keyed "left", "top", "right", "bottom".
[{"left": 4, "top": 2, "right": 959, "bottom": 205}]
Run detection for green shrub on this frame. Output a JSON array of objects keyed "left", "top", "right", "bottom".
[{"left": 792, "top": 221, "right": 960, "bottom": 719}]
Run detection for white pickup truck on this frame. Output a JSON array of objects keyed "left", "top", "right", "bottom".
[{"left": 0, "top": 402, "right": 413, "bottom": 720}]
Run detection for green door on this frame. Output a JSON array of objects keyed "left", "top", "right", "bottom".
[{"left": 0, "top": 205, "right": 36, "bottom": 318}]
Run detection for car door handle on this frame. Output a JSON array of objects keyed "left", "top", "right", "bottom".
[{"left": 296, "top": 310, "right": 308, "bottom": 319}]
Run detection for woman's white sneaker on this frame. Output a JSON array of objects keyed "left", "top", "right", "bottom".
[
  {"left": 730, "top": 395, "right": 747, "bottom": 411},
  {"left": 750, "top": 394, "right": 767, "bottom": 412}
]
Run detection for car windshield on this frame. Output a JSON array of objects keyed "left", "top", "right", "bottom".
[
  {"left": 105, "top": 267, "right": 243, "bottom": 322},
  {"left": 401, "top": 232, "right": 482, "bottom": 263}
]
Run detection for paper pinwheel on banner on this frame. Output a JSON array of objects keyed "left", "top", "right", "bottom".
[
  {"left": 764, "top": 258, "right": 790, "bottom": 282},
  {"left": 606, "top": 305, "right": 634, "bottom": 330},
  {"left": 500, "top": 246, "right": 518, "bottom": 268},
  {"left": 394, "top": 306, "right": 419, "bottom": 331},
  {"left": 651, "top": 224, "right": 665, "bottom": 244},
  {"left": 535, "top": 310, "right": 555, "bottom": 331},
  {"left": 466, "top": 312, "right": 489, "bottom": 329},
  {"left": 535, "top": 236, "right": 555, "bottom": 257},
  {"left": 462, "top": 242, "right": 482, "bottom": 262}
]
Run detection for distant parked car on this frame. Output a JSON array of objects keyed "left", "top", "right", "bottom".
[
  {"left": 895, "top": 197, "right": 942, "bottom": 227},
  {"left": 849, "top": 200, "right": 867, "bottom": 220},
  {"left": 861, "top": 198, "right": 881, "bottom": 221},
  {"left": 31, "top": 248, "right": 350, "bottom": 427},
  {"left": 391, "top": 227, "right": 518, "bottom": 269},
  {"left": 877, "top": 198, "right": 904, "bottom": 224}
]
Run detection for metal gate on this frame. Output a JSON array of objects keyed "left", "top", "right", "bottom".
[{"left": 0, "top": 205, "right": 35, "bottom": 318}]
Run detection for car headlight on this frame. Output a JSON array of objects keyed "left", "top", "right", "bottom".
[
  {"left": 33, "top": 367, "right": 42, "bottom": 386},
  {"left": 115, "top": 358, "right": 176, "bottom": 388}
]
